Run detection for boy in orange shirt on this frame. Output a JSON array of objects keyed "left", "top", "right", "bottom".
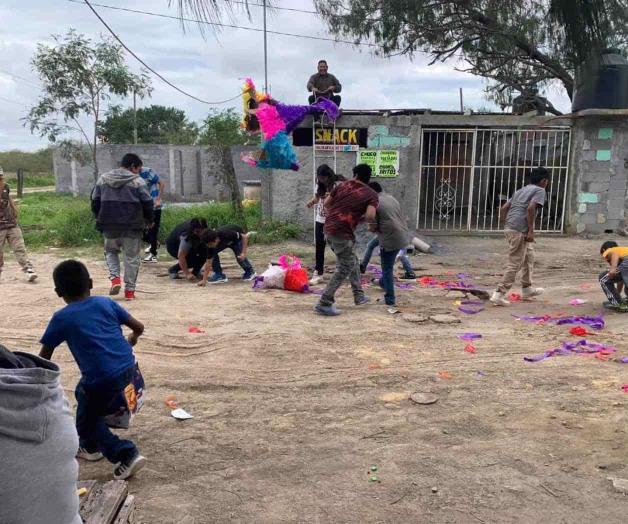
[{"left": 599, "top": 240, "right": 628, "bottom": 311}]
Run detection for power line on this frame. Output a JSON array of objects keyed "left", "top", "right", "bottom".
[
  {"left": 0, "top": 70, "right": 41, "bottom": 89},
  {"left": 68, "top": 0, "right": 377, "bottom": 48},
  {"left": 81, "top": 0, "right": 244, "bottom": 105},
  {"left": 0, "top": 95, "right": 27, "bottom": 106}
]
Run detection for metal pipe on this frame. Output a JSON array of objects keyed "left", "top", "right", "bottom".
[{"left": 263, "top": 0, "right": 268, "bottom": 94}]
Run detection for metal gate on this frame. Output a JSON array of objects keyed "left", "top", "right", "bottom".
[{"left": 416, "top": 127, "right": 571, "bottom": 233}]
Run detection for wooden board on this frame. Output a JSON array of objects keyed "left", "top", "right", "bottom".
[
  {"left": 113, "top": 495, "right": 135, "bottom": 524},
  {"left": 81, "top": 480, "right": 128, "bottom": 524},
  {"left": 78, "top": 481, "right": 98, "bottom": 513}
]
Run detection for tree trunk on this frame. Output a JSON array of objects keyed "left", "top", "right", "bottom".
[
  {"left": 92, "top": 128, "right": 99, "bottom": 182},
  {"left": 219, "top": 145, "right": 245, "bottom": 223}
]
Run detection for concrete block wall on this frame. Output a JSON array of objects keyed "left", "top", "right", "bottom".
[
  {"left": 53, "top": 144, "right": 263, "bottom": 201},
  {"left": 568, "top": 116, "right": 628, "bottom": 234}
]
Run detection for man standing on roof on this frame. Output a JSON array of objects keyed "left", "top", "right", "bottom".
[{"left": 307, "top": 59, "right": 342, "bottom": 107}]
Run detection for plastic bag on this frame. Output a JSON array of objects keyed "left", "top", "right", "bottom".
[
  {"left": 256, "top": 264, "right": 286, "bottom": 289},
  {"left": 284, "top": 268, "right": 309, "bottom": 293},
  {"left": 104, "top": 363, "right": 146, "bottom": 429}
]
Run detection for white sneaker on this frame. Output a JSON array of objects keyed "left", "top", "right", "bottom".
[
  {"left": 309, "top": 275, "right": 324, "bottom": 285},
  {"left": 490, "top": 291, "right": 510, "bottom": 306},
  {"left": 143, "top": 254, "right": 157, "bottom": 263},
  {"left": 26, "top": 269, "right": 37, "bottom": 282},
  {"left": 77, "top": 447, "right": 104, "bottom": 461},
  {"left": 144, "top": 245, "right": 151, "bottom": 254},
  {"left": 522, "top": 287, "right": 544, "bottom": 300}
]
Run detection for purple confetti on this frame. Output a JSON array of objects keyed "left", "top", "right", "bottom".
[
  {"left": 620, "top": 357, "right": 628, "bottom": 364},
  {"left": 513, "top": 314, "right": 605, "bottom": 330},
  {"left": 524, "top": 339, "right": 617, "bottom": 363},
  {"left": 458, "top": 333, "right": 483, "bottom": 341},
  {"left": 458, "top": 306, "right": 485, "bottom": 314}
]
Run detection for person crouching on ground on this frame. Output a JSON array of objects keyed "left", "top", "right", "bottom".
[
  {"left": 490, "top": 166, "right": 549, "bottom": 306},
  {"left": 91, "top": 153, "right": 154, "bottom": 301},
  {"left": 306, "top": 164, "right": 345, "bottom": 285},
  {"left": 599, "top": 240, "right": 628, "bottom": 311},
  {"left": 0, "top": 167, "right": 37, "bottom": 282},
  {"left": 314, "top": 163, "right": 379, "bottom": 316},
  {"left": 39, "top": 260, "right": 147, "bottom": 480},
  {"left": 198, "top": 225, "right": 256, "bottom": 285},
  {"left": 166, "top": 218, "right": 208, "bottom": 281}
]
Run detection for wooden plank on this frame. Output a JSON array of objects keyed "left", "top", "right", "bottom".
[
  {"left": 78, "top": 481, "right": 99, "bottom": 514},
  {"left": 83, "top": 480, "right": 128, "bottom": 524},
  {"left": 113, "top": 495, "right": 135, "bottom": 524}
]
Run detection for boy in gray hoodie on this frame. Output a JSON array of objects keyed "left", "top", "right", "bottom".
[
  {"left": 0, "top": 343, "right": 82, "bottom": 524},
  {"left": 91, "top": 153, "right": 154, "bottom": 300}
]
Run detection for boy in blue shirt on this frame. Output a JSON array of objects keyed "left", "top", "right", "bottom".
[
  {"left": 140, "top": 167, "right": 164, "bottom": 263},
  {"left": 39, "top": 260, "right": 147, "bottom": 480}
]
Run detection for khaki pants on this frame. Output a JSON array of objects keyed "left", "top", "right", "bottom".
[
  {"left": 0, "top": 226, "right": 33, "bottom": 273},
  {"left": 497, "top": 229, "right": 534, "bottom": 293}
]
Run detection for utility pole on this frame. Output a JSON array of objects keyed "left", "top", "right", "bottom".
[
  {"left": 263, "top": 0, "right": 268, "bottom": 94},
  {"left": 459, "top": 88, "right": 464, "bottom": 113},
  {"left": 133, "top": 90, "right": 138, "bottom": 145}
]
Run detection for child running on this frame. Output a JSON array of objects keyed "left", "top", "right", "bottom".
[
  {"left": 39, "top": 260, "right": 147, "bottom": 480},
  {"left": 599, "top": 240, "right": 628, "bottom": 311},
  {"left": 490, "top": 167, "right": 548, "bottom": 306}
]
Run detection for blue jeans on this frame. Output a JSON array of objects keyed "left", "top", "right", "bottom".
[
  {"left": 75, "top": 366, "right": 137, "bottom": 464},
  {"left": 362, "top": 236, "right": 414, "bottom": 275},
  {"left": 379, "top": 248, "right": 398, "bottom": 305},
  {"left": 212, "top": 240, "right": 254, "bottom": 276}
]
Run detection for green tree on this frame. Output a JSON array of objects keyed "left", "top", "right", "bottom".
[
  {"left": 100, "top": 104, "right": 199, "bottom": 145},
  {"left": 0, "top": 148, "right": 53, "bottom": 174},
  {"left": 25, "top": 30, "right": 152, "bottom": 179},
  {"left": 314, "top": 0, "right": 628, "bottom": 112},
  {"left": 197, "top": 108, "right": 247, "bottom": 146}
]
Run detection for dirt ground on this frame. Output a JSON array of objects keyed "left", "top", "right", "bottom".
[{"left": 2, "top": 235, "right": 628, "bottom": 524}]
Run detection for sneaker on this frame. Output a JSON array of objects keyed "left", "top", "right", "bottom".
[
  {"left": 309, "top": 274, "right": 324, "bottom": 285},
  {"left": 314, "top": 304, "right": 341, "bottom": 316},
  {"left": 124, "top": 290, "right": 135, "bottom": 301},
  {"left": 490, "top": 291, "right": 510, "bottom": 306},
  {"left": 113, "top": 453, "right": 146, "bottom": 480},
  {"left": 26, "top": 269, "right": 37, "bottom": 282},
  {"left": 400, "top": 272, "right": 416, "bottom": 280},
  {"left": 77, "top": 447, "right": 104, "bottom": 462},
  {"left": 143, "top": 254, "right": 157, "bottom": 263},
  {"left": 144, "top": 246, "right": 151, "bottom": 254},
  {"left": 354, "top": 295, "right": 370, "bottom": 306},
  {"left": 110, "top": 277, "right": 122, "bottom": 296},
  {"left": 522, "top": 287, "right": 544, "bottom": 300},
  {"left": 168, "top": 271, "right": 181, "bottom": 280},
  {"left": 242, "top": 270, "right": 257, "bottom": 281},
  {"left": 207, "top": 274, "right": 228, "bottom": 284}
]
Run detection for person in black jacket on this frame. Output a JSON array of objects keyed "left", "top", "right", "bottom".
[
  {"left": 166, "top": 218, "right": 209, "bottom": 281},
  {"left": 91, "top": 153, "right": 154, "bottom": 300}
]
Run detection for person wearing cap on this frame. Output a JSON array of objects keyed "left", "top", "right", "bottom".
[{"left": 0, "top": 167, "right": 37, "bottom": 282}]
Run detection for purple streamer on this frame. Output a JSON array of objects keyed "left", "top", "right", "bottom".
[
  {"left": 458, "top": 306, "right": 485, "bottom": 314},
  {"left": 513, "top": 314, "right": 605, "bottom": 330},
  {"left": 458, "top": 333, "right": 482, "bottom": 341},
  {"left": 524, "top": 339, "right": 617, "bottom": 363}
]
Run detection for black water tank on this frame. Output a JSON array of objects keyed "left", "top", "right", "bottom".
[{"left": 572, "top": 49, "right": 628, "bottom": 112}]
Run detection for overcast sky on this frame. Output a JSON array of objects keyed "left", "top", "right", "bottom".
[{"left": 0, "top": 0, "right": 572, "bottom": 151}]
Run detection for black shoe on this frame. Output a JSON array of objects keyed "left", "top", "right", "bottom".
[
  {"left": 113, "top": 453, "right": 146, "bottom": 480},
  {"left": 359, "top": 264, "right": 367, "bottom": 274}
]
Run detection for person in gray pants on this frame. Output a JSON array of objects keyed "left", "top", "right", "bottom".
[{"left": 91, "top": 153, "right": 154, "bottom": 300}]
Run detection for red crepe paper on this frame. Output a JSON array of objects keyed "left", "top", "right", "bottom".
[
  {"left": 508, "top": 293, "right": 522, "bottom": 301},
  {"left": 464, "top": 344, "right": 477, "bottom": 354},
  {"left": 621, "top": 384, "right": 628, "bottom": 393},
  {"left": 188, "top": 326, "right": 205, "bottom": 333}
]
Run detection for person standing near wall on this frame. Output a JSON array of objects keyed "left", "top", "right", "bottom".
[
  {"left": 490, "top": 167, "right": 548, "bottom": 306},
  {"left": 140, "top": 167, "right": 164, "bottom": 263},
  {"left": 0, "top": 167, "right": 37, "bottom": 282},
  {"left": 314, "top": 164, "right": 379, "bottom": 316},
  {"left": 306, "top": 165, "right": 344, "bottom": 285},
  {"left": 91, "top": 154, "right": 154, "bottom": 301}
]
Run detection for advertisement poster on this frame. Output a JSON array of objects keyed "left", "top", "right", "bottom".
[{"left": 357, "top": 150, "right": 399, "bottom": 178}]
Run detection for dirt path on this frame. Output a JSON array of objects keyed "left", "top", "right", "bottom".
[{"left": 2, "top": 236, "right": 627, "bottom": 523}]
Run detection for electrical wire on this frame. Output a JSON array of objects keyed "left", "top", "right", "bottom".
[
  {"left": 0, "top": 70, "right": 41, "bottom": 88},
  {"left": 0, "top": 95, "right": 26, "bottom": 106},
  {"left": 68, "top": 0, "right": 377, "bottom": 48},
  {"left": 82, "top": 0, "right": 244, "bottom": 105}
]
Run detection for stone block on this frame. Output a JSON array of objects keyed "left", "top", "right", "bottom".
[
  {"left": 609, "top": 177, "right": 627, "bottom": 190},
  {"left": 576, "top": 223, "right": 586, "bottom": 234},
  {"left": 597, "top": 213, "right": 607, "bottom": 224},
  {"left": 578, "top": 192, "right": 600, "bottom": 204},
  {"left": 588, "top": 182, "right": 610, "bottom": 193},
  {"left": 596, "top": 150, "right": 612, "bottom": 161}
]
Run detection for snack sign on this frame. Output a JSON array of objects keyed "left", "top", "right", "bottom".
[{"left": 357, "top": 150, "right": 400, "bottom": 178}]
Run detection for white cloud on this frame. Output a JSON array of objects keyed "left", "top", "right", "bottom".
[{"left": 0, "top": 0, "right": 571, "bottom": 151}]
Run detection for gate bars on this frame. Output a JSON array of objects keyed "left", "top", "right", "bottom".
[{"left": 416, "top": 127, "right": 571, "bottom": 233}]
